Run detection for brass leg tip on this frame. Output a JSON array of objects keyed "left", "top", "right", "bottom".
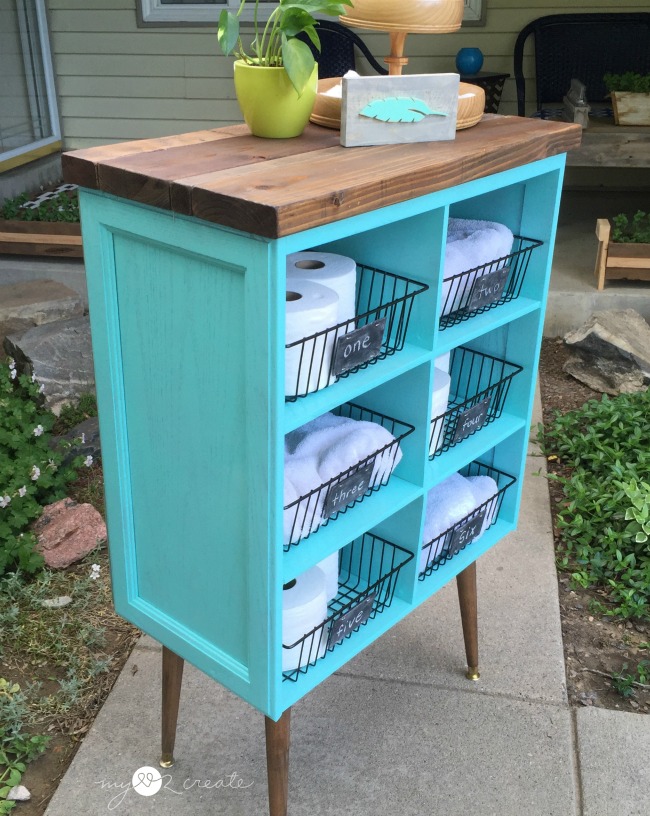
[
  {"left": 466, "top": 666, "right": 480, "bottom": 681},
  {"left": 159, "top": 754, "right": 175, "bottom": 768}
]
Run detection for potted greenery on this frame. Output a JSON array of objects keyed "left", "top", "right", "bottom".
[
  {"left": 218, "top": 0, "right": 352, "bottom": 138},
  {"left": 603, "top": 72, "right": 650, "bottom": 126},
  {"left": 594, "top": 210, "right": 650, "bottom": 290}
]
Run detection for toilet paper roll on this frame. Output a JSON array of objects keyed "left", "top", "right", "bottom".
[
  {"left": 285, "top": 280, "right": 339, "bottom": 397},
  {"left": 317, "top": 552, "right": 340, "bottom": 602},
  {"left": 429, "top": 368, "right": 451, "bottom": 456},
  {"left": 283, "top": 567, "right": 328, "bottom": 672},
  {"left": 435, "top": 352, "right": 450, "bottom": 373},
  {"left": 287, "top": 252, "right": 357, "bottom": 325},
  {"left": 466, "top": 475, "right": 499, "bottom": 538}
]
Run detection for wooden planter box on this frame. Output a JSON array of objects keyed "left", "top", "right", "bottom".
[
  {"left": 594, "top": 218, "right": 650, "bottom": 290},
  {"left": 0, "top": 220, "right": 83, "bottom": 258},
  {"left": 611, "top": 91, "right": 650, "bottom": 126}
]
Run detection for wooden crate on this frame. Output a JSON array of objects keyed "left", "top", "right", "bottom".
[
  {"left": 0, "top": 220, "right": 83, "bottom": 258},
  {"left": 594, "top": 218, "right": 650, "bottom": 290}
]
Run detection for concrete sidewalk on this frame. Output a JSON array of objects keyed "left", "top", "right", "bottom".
[{"left": 43, "top": 393, "right": 650, "bottom": 816}]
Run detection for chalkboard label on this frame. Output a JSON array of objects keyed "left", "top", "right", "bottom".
[
  {"left": 466, "top": 266, "right": 510, "bottom": 311},
  {"left": 331, "top": 318, "right": 386, "bottom": 377},
  {"left": 452, "top": 396, "right": 492, "bottom": 444},
  {"left": 324, "top": 464, "right": 374, "bottom": 518},
  {"left": 448, "top": 509, "right": 486, "bottom": 557},
  {"left": 327, "top": 593, "right": 376, "bottom": 649}
]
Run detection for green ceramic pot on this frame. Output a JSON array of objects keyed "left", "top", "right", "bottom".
[{"left": 233, "top": 60, "right": 318, "bottom": 139}]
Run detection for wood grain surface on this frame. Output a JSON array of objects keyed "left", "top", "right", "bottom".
[{"left": 63, "top": 116, "right": 581, "bottom": 238}]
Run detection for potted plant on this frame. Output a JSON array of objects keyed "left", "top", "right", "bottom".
[
  {"left": 218, "top": 0, "right": 352, "bottom": 138},
  {"left": 603, "top": 72, "right": 650, "bottom": 126},
  {"left": 594, "top": 210, "right": 650, "bottom": 290}
]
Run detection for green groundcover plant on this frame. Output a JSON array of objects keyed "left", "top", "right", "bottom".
[
  {"left": 540, "top": 389, "right": 650, "bottom": 620},
  {"left": 1, "top": 190, "right": 79, "bottom": 224},
  {"left": 0, "top": 359, "right": 84, "bottom": 577}
]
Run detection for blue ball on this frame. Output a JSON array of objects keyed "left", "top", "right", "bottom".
[{"left": 456, "top": 47, "right": 484, "bottom": 75}]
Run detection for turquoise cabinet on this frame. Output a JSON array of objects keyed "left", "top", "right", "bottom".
[{"left": 65, "top": 120, "right": 578, "bottom": 722}]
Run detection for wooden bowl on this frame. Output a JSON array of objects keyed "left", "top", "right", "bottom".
[{"left": 310, "top": 79, "right": 486, "bottom": 131}]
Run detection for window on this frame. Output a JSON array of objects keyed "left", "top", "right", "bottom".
[
  {"left": 0, "top": 0, "right": 61, "bottom": 170},
  {"left": 138, "top": 0, "right": 276, "bottom": 25}
]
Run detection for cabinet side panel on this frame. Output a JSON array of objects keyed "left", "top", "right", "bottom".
[
  {"left": 113, "top": 234, "right": 249, "bottom": 664},
  {"left": 79, "top": 190, "right": 278, "bottom": 715}
]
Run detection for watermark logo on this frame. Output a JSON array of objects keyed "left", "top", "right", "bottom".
[
  {"left": 95, "top": 767, "right": 253, "bottom": 810},
  {"left": 131, "top": 766, "right": 163, "bottom": 797}
]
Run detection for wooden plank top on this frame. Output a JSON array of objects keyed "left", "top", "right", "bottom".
[{"left": 63, "top": 116, "right": 581, "bottom": 238}]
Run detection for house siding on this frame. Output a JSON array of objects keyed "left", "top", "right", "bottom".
[{"left": 48, "top": 0, "right": 649, "bottom": 148}]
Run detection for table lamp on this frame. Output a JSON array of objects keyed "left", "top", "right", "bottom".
[{"left": 340, "top": 0, "right": 464, "bottom": 75}]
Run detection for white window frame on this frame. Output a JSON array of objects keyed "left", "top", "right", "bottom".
[
  {"left": 0, "top": 0, "right": 61, "bottom": 168},
  {"left": 463, "top": 0, "right": 486, "bottom": 26},
  {"left": 139, "top": 0, "right": 276, "bottom": 25}
]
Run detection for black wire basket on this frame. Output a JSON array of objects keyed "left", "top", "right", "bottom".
[
  {"left": 429, "top": 347, "right": 523, "bottom": 459},
  {"left": 419, "top": 462, "right": 516, "bottom": 580},
  {"left": 284, "top": 403, "right": 414, "bottom": 552},
  {"left": 282, "top": 533, "right": 413, "bottom": 681},
  {"left": 285, "top": 264, "right": 428, "bottom": 401},
  {"left": 439, "top": 235, "right": 542, "bottom": 330}
]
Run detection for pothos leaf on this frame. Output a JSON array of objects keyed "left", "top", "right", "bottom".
[{"left": 359, "top": 97, "right": 448, "bottom": 123}]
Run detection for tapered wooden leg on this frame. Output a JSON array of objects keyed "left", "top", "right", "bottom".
[
  {"left": 456, "top": 561, "right": 480, "bottom": 681},
  {"left": 160, "top": 646, "right": 184, "bottom": 768},
  {"left": 265, "top": 709, "right": 291, "bottom": 816}
]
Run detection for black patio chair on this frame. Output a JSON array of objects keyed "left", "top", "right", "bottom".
[
  {"left": 299, "top": 19, "right": 387, "bottom": 78},
  {"left": 513, "top": 13, "right": 650, "bottom": 117}
]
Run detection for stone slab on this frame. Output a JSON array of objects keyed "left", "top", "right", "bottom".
[
  {"left": 0, "top": 279, "right": 82, "bottom": 324},
  {"left": 0, "top": 256, "right": 87, "bottom": 303},
  {"left": 576, "top": 707, "right": 650, "bottom": 816},
  {"left": 44, "top": 639, "right": 578, "bottom": 816},
  {"left": 4, "top": 315, "right": 94, "bottom": 414}
]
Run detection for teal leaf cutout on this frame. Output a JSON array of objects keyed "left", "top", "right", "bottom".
[{"left": 359, "top": 97, "right": 448, "bottom": 123}]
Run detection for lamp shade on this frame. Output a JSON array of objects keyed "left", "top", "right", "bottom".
[{"left": 340, "top": 0, "right": 464, "bottom": 34}]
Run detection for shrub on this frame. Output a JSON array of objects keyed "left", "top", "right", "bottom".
[
  {"left": 604, "top": 71, "right": 650, "bottom": 94},
  {"left": 611, "top": 210, "right": 650, "bottom": 244},
  {"left": 0, "top": 360, "right": 82, "bottom": 577},
  {"left": 540, "top": 390, "right": 650, "bottom": 619},
  {"left": 1, "top": 189, "right": 79, "bottom": 223}
]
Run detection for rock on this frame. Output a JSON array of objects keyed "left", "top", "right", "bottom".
[
  {"left": 4, "top": 315, "right": 95, "bottom": 415},
  {"left": 33, "top": 498, "right": 106, "bottom": 569},
  {"left": 0, "top": 279, "right": 82, "bottom": 325},
  {"left": 0, "top": 316, "right": 34, "bottom": 350},
  {"left": 7, "top": 785, "right": 31, "bottom": 802},
  {"left": 41, "top": 595, "right": 73, "bottom": 609},
  {"left": 54, "top": 416, "right": 101, "bottom": 465},
  {"left": 563, "top": 309, "right": 650, "bottom": 393}
]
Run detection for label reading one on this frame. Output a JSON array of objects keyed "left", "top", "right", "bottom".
[
  {"left": 324, "top": 464, "right": 374, "bottom": 518},
  {"left": 327, "top": 594, "right": 376, "bottom": 649},
  {"left": 449, "top": 509, "right": 487, "bottom": 557},
  {"left": 466, "top": 266, "right": 510, "bottom": 312},
  {"left": 452, "top": 396, "right": 492, "bottom": 444},
  {"left": 331, "top": 318, "right": 386, "bottom": 377}
]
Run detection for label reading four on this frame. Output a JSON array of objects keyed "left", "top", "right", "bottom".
[
  {"left": 327, "top": 594, "right": 376, "bottom": 649},
  {"left": 467, "top": 266, "right": 510, "bottom": 311},
  {"left": 452, "top": 397, "right": 492, "bottom": 444},
  {"left": 331, "top": 318, "right": 386, "bottom": 377},
  {"left": 324, "top": 464, "right": 374, "bottom": 518}
]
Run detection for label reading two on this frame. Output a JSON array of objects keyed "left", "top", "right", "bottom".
[
  {"left": 466, "top": 266, "right": 510, "bottom": 311},
  {"left": 327, "top": 593, "right": 376, "bottom": 650},
  {"left": 324, "top": 464, "right": 374, "bottom": 518},
  {"left": 452, "top": 396, "right": 492, "bottom": 444},
  {"left": 448, "top": 509, "right": 487, "bottom": 557},
  {"left": 331, "top": 318, "right": 386, "bottom": 377}
]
